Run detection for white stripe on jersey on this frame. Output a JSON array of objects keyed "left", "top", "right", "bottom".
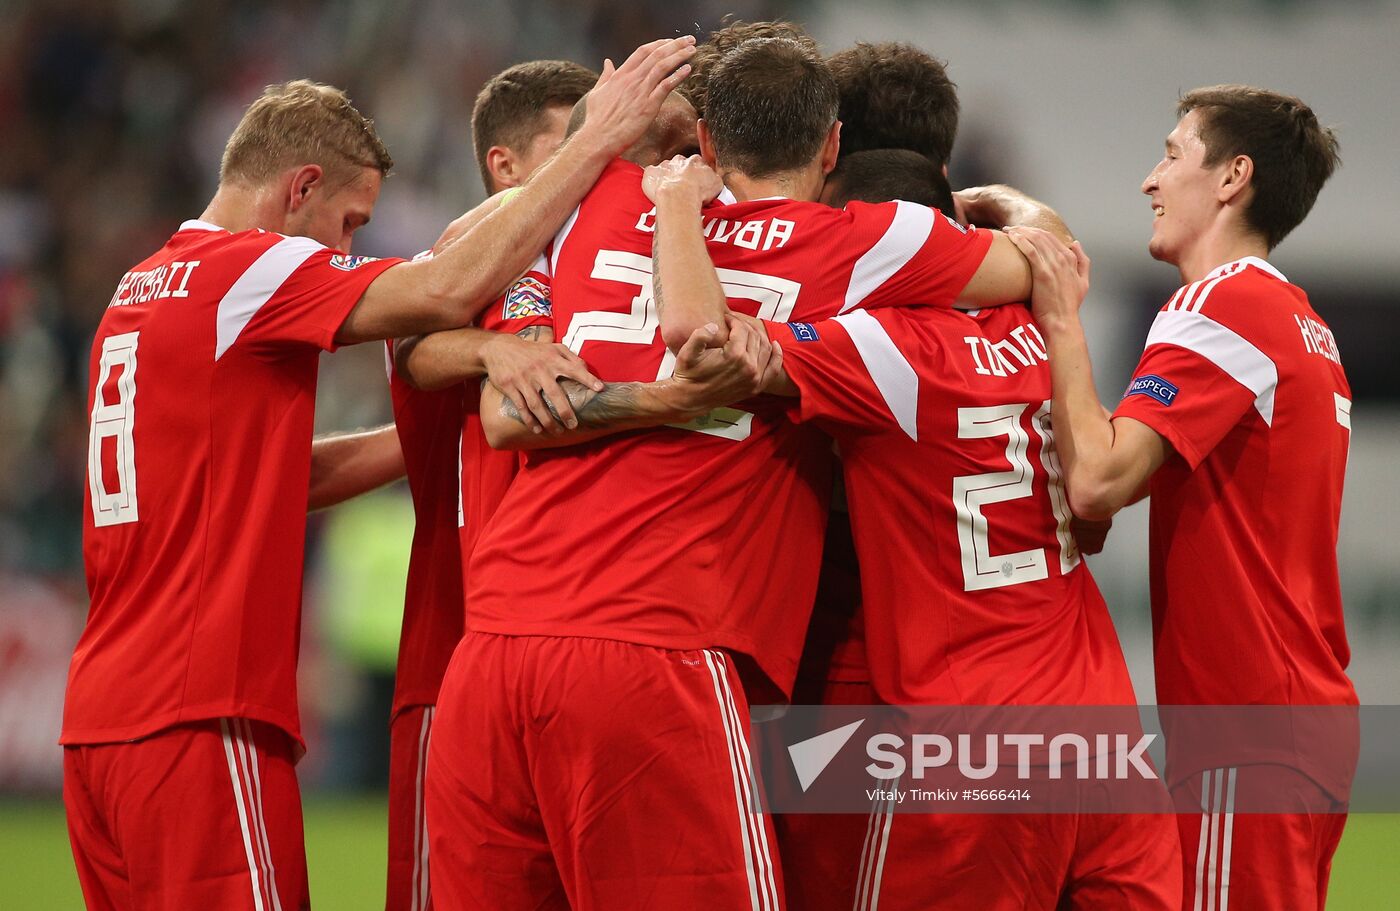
[
  {"left": 832, "top": 310, "right": 919, "bottom": 441},
  {"left": 548, "top": 207, "right": 580, "bottom": 278},
  {"left": 840, "top": 202, "right": 935, "bottom": 315},
  {"left": 1334, "top": 393, "right": 1352, "bottom": 431},
  {"left": 1186, "top": 273, "right": 1232, "bottom": 313},
  {"left": 1144, "top": 309, "right": 1278, "bottom": 425},
  {"left": 214, "top": 235, "right": 325, "bottom": 359}
]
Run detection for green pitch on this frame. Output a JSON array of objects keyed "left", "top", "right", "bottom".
[{"left": 1, "top": 798, "right": 1396, "bottom": 908}]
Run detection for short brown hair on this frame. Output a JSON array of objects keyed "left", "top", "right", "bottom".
[
  {"left": 827, "top": 149, "right": 956, "bottom": 217},
  {"left": 472, "top": 60, "right": 598, "bottom": 193},
  {"left": 220, "top": 80, "right": 392, "bottom": 186},
  {"left": 684, "top": 17, "right": 819, "bottom": 117},
  {"left": 1178, "top": 84, "right": 1340, "bottom": 249},
  {"left": 703, "top": 37, "right": 838, "bottom": 179},
  {"left": 828, "top": 42, "right": 958, "bottom": 168}
]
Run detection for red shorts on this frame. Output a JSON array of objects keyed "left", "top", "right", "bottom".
[
  {"left": 850, "top": 809, "right": 1180, "bottom": 911},
  {"left": 426, "top": 632, "right": 783, "bottom": 911},
  {"left": 774, "top": 680, "right": 876, "bottom": 911},
  {"left": 63, "top": 718, "right": 308, "bottom": 911},
  {"left": 387, "top": 705, "right": 436, "bottom": 911},
  {"left": 1175, "top": 765, "right": 1347, "bottom": 910}
]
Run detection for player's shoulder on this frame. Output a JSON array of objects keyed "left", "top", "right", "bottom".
[{"left": 1160, "top": 257, "right": 1299, "bottom": 324}]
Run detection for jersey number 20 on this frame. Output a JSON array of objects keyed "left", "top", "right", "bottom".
[{"left": 954, "top": 402, "right": 1078, "bottom": 591}]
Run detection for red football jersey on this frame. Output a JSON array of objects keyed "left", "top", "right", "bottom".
[
  {"left": 467, "top": 159, "right": 992, "bottom": 701},
  {"left": 765, "top": 304, "right": 1137, "bottom": 706},
  {"left": 456, "top": 261, "right": 554, "bottom": 582},
  {"left": 65, "top": 220, "right": 403, "bottom": 746},
  {"left": 387, "top": 347, "right": 465, "bottom": 716},
  {"left": 1113, "top": 256, "right": 1355, "bottom": 706},
  {"left": 386, "top": 262, "right": 553, "bottom": 715}
]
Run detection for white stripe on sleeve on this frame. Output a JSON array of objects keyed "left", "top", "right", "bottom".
[
  {"left": 215, "top": 235, "right": 324, "bottom": 359},
  {"left": 832, "top": 310, "right": 920, "bottom": 441},
  {"left": 1144, "top": 309, "right": 1278, "bottom": 425},
  {"left": 840, "top": 202, "right": 934, "bottom": 314}
]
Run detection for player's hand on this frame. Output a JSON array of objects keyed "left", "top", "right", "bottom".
[
  {"left": 480, "top": 333, "right": 604, "bottom": 434},
  {"left": 576, "top": 37, "right": 696, "bottom": 158},
  {"left": 669, "top": 314, "right": 780, "bottom": 414},
  {"left": 1004, "top": 225, "right": 1091, "bottom": 325},
  {"left": 642, "top": 155, "right": 723, "bottom": 207},
  {"left": 1070, "top": 515, "right": 1113, "bottom": 555},
  {"left": 954, "top": 185, "right": 1014, "bottom": 228}
]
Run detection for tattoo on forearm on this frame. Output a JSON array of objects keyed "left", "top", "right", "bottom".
[
  {"left": 515, "top": 326, "right": 548, "bottom": 342},
  {"left": 498, "top": 378, "right": 646, "bottom": 429},
  {"left": 651, "top": 230, "right": 666, "bottom": 316}
]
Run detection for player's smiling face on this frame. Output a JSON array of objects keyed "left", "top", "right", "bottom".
[{"left": 1141, "top": 110, "right": 1220, "bottom": 266}]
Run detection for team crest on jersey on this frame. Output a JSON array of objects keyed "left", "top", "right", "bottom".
[
  {"left": 941, "top": 213, "right": 970, "bottom": 234},
  {"left": 503, "top": 275, "right": 551, "bottom": 320},
  {"left": 788, "top": 322, "right": 820, "bottom": 342},
  {"left": 1124, "top": 374, "right": 1179, "bottom": 406},
  {"left": 328, "top": 253, "right": 381, "bottom": 271}
]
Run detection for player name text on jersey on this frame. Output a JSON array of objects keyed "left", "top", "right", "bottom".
[
  {"left": 107, "top": 261, "right": 202, "bottom": 309},
  {"left": 634, "top": 207, "right": 795, "bottom": 252},
  {"left": 964, "top": 319, "right": 1049, "bottom": 377},
  {"left": 1294, "top": 312, "right": 1342, "bottom": 364}
]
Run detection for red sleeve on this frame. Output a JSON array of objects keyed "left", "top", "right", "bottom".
[
  {"left": 763, "top": 313, "right": 917, "bottom": 437},
  {"left": 797, "top": 201, "right": 992, "bottom": 321},
  {"left": 1112, "top": 290, "right": 1273, "bottom": 469},
  {"left": 238, "top": 238, "right": 405, "bottom": 352},
  {"left": 478, "top": 259, "right": 553, "bottom": 335}
]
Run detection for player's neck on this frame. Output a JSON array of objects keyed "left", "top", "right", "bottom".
[
  {"left": 722, "top": 168, "right": 823, "bottom": 204},
  {"left": 198, "top": 183, "right": 290, "bottom": 236},
  {"left": 1175, "top": 226, "right": 1270, "bottom": 285}
]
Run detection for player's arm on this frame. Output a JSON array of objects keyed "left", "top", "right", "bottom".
[
  {"left": 395, "top": 327, "right": 602, "bottom": 433},
  {"left": 1005, "top": 227, "right": 1171, "bottom": 521},
  {"left": 480, "top": 316, "right": 782, "bottom": 449},
  {"left": 334, "top": 37, "right": 697, "bottom": 344},
  {"left": 308, "top": 425, "right": 405, "bottom": 511},
  {"left": 643, "top": 156, "right": 731, "bottom": 352}
]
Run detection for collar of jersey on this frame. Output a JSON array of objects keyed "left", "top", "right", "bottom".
[
  {"left": 714, "top": 188, "right": 790, "bottom": 205},
  {"left": 1204, "top": 255, "right": 1286, "bottom": 283},
  {"left": 179, "top": 219, "right": 227, "bottom": 233}
]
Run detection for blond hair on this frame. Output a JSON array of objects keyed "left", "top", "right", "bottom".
[{"left": 220, "top": 80, "right": 393, "bottom": 186}]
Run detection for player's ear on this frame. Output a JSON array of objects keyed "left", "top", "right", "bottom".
[
  {"left": 286, "top": 165, "right": 324, "bottom": 213},
  {"left": 696, "top": 120, "right": 718, "bottom": 169},
  {"left": 486, "top": 146, "right": 517, "bottom": 190},
  {"left": 1218, "top": 154, "right": 1254, "bottom": 204},
  {"left": 820, "top": 121, "right": 842, "bottom": 176}
]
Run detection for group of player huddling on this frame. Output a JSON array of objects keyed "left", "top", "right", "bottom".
[{"left": 64, "top": 16, "right": 1355, "bottom": 911}]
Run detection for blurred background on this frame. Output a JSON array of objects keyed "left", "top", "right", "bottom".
[{"left": 1, "top": 0, "right": 1396, "bottom": 905}]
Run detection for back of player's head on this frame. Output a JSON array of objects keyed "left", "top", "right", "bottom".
[
  {"left": 826, "top": 150, "right": 956, "bottom": 218},
  {"left": 703, "top": 37, "right": 839, "bottom": 179},
  {"left": 684, "top": 17, "right": 819, "bottom": 117},
  {"left": 220, "top": 80, "right": 393, "bottom": 187},
  {"left": 827, "top": 42, "right": 958, "bottom": 168},
  {"left": 1178, "top": 84, "right": 1339, "bottom": 250},
  {"left": 472, "top": 60, "right": 598, "bottom": 193}
]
